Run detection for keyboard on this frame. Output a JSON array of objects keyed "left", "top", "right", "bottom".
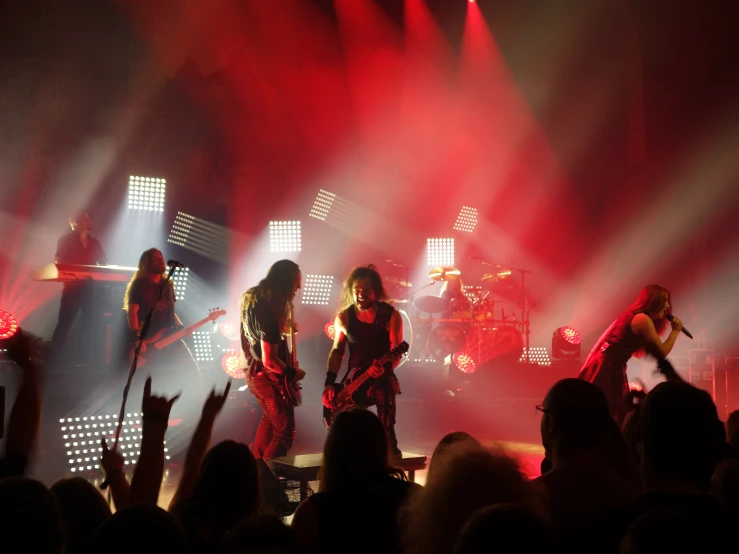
[{"left": 31, "top": 263, "right": 137, "bottom": 283}]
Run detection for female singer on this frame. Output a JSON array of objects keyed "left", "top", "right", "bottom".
[{"left": 578, "top": 285, "right": 683, "bottom": 425}]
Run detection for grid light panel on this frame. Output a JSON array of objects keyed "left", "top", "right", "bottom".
[
  {"left": 453, "top": 206, "right": 478, "bottom": 233},
  {"left": 269, "top": 221, "right": 301, "bottom": 253},
  {"left": 309, "top": 189, "right": 336, "bottom": 221},
  {"left": 427, "top": 238, "right": 455, "bottom": 267},
  {"left": 128, "top": 176, "right": 166, "bottom": 212},
  {"left": 168, "top": 212, "right": 194, "bottom": 246},
  {"left": 463, "top": 285, "right": 484, "bottom": 304},
  {"left": 191, "top": 330, "right": 214, "bottom": 362},
  {"left": 172, "top": 268, "right": 189, "bottom": 301},
  {"left": 59, "top": 413, "right": 170, "bottom": 474},
  {"left": 520, "top": 347, "right": 551, "bottom": 366},
  {"left": 302, "top": 274, "right": 334, "bottom": 306}
]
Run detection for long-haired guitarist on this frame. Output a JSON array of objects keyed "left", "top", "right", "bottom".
[
  {"left": 240, "top": 259, "right": 306, "bottom": 459},
  {"left": 324, "top": 264, "right": 404, "bottom": 457}
]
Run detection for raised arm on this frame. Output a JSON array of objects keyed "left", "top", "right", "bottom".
[
  {"left": 323, "top": 312, "right": 348, "bottom": 408},
  {"left": 631, "top": 313, "right": 682, "bottom": 359}
]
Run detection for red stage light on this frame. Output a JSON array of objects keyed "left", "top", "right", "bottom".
[
  {"left": 324, "top": 322, "right": 336, "bottom": 341},
  {"left": 453, "top": 351, "right": 476, "bottom": 374},
  {"left": 558, "top": 326, "right": 581, "bottom": 345},
  {"left": 221, "top": 351, "right": 244, "bottom": 379},
  {"left": 0, "top": 310, "right": 19, "bottom": 341},
  {"left": 219, "top": 320, "right": 241, "bottom": 342}
]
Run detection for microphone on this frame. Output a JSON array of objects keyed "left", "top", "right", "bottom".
[
  {"left": 665, "top": 313, "right": 693, "bottom": 339},
  {"left": 167, "top": 260, "right": 185, "bottom": 268}
]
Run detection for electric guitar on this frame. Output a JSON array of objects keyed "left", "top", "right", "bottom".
[
  {"left": 129, "top": 308, "right": 226, "bottom": 367},
  {"left": 323, "top": 340, "right": 409, "bottom": 429},
  {"left": 280, "top": 302, "right": 302, "bottom": 407}
]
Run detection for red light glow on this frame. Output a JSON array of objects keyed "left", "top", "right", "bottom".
[
  {"left": 0, "top": 311, "right": 19, "bottom": 341},
  {"left": 559, "top": 326, "right": 581, "bottom": 345},
  {"left": 219, "top": 320, "right": 241, "bottom": 342},
  {"left": 453, "top": 351, "right": 476, "bottom": 374},
  {"left": 324, "top": 322, "right": 336, "bottom": 341},
  {"left": 221, "top": 351, "right": 244, "bottom": 379}
]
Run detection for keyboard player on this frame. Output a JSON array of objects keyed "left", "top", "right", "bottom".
[{"left": 50, "top": 212, "right": 107, "bottom": 367}]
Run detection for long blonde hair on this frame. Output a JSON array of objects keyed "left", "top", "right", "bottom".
[{"left": 123, "top": 248, "right": 168, "bottom": 311}]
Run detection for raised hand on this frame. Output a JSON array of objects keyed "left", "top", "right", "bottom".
[
  {"left": 202, "top": 380, "right": 232, "bottom": 419},
  {"left": 100, "top": 437, "right": 124, "bottom": 474},
  {"left": 141, "top": 377, "right": 179, "bottom": 423}
]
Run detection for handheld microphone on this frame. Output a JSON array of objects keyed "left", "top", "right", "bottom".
[
  {"left": 167, "top": 260, "right": 185, "bottom": 268},
  {"left": 665, "top": 313, "right": 693, "bottom": 339}
]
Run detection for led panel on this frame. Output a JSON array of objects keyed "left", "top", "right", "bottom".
[
  {"left": 172, "top": 268, "right": 189, "bottom": 301},
  {"left": 59, "top": 413, "right": 169, "bottom": 474},
  {"left": 168, "top": 212, "right": 194, "bottom": 246},
  {"left": 453, "top": 206, "right": 478, "bottom": 233},
  {"left": 309, "top": 189, "right": 336, "bottom": 221},
  {"left": 128, "top": 176, "right": 166, "bottom": 212},
  {"left": 520, "top": 347, "right": 551, "bottom": 366},
  {"left": 427, "top": 238, "right": 455, "bottom": 267},
  {"left": 301, "top": 274, "right": 334, "bottom": 306},
  {"left": 191, "top": 330, "right": 214, "bottom": 362},
  {"left": 269, "top": 221, "right": 301, "bottom": 253}
]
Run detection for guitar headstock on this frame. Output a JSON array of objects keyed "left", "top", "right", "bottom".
[{"left": 208, "top": 307, "right": 227, "bottom": 321}]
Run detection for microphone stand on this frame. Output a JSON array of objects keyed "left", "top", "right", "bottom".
[{"left": 100, "top": 263, "right": 179, "bottom": 493}]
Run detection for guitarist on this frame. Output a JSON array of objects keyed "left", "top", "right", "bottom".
[
  {"left": 240, "top": 259, "right": 305, "bottom": 459},
  {"left": 324, "top": 265, "right": 404, "bottom": 457},
  {"left": 123, "top": 248, "right": 199, "bottom": 375}
]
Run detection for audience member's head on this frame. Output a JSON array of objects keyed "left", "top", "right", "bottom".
[
  {"left": 428, "top": 431, "right": 481, "bottom": 478},
  {"left": 640, "top": 381, "right": 726, "bottom": 491},
  {"left": 540, "top": 379, "right": 611, "bottom": 459},
  {"left": 622, "top": 409, "right": 641, "bottom": 464},
  {"left": 710, "top": 459, "right": 739, "bottom": 518},
  {"left": 319, "top": 408, "right": 403, "bottom": 493},
  {"left": 598, "top": 415, "right": 639, "bottom": 484},
  {"left": 453, "top": 504, "right": 555, "bottom": 554},
  {"left": 725, "top": 410, "right": 739, "bottom": 455},
  {"left": 191, "top": 440, "right": 261, "bottom": 532},
  {"left": 89, "top": 504, "right": 189, "bottom": 554},
  {"left": 50, "top": 477, "right": 112, "bottom": 554},
  {"left": 220, "top": 514, "right": 300, "bottom": 554},
  {"left": 0, "top": 477, "right": 64, "bottom": 554},
  {"left": 404, "top": 443, "right": 544, "bottom": 554},
  {"left": 621, "top": 508, "right": 736, "bottom": 554}
]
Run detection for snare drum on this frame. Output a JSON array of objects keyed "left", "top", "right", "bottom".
[{"left": 426, "top": 323, "right": 467, "bottom": 359}]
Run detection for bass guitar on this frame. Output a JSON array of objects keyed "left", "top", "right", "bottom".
[
  {"left": 280, "top": 302, "right": 302, "bottom": 407},
  {"left": 130, "top": 308, "right": 226, "bottom": 367},
  {"left": 323, "top": 340, "right": 409, "bottom": 429}
]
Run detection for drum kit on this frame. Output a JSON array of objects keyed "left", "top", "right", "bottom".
[{"left": 385, "top": 260, "right": 533, "bottom": 368}]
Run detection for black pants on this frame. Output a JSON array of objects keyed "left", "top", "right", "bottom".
[
  {"left": 247, "top": 372, "right": 295, "bottom": 459},
  {"left": 352, "top": 373, "right": 400, "bottom": 455},
  {"left": 50, "top": 285, "right": 95, "bottom": 367}
]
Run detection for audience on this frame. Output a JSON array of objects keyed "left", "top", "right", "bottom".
[
  {"left": 726, "top": 409, "right": 739, "bottom": 456},
  {"left": 291, "top": 409, "right": 420, "bottom": 554},
  {"left": 426, "top": 431, "right": 481, "bottom": 478},
  {"left": 50, "top": 477, "right": 112, "bottom": 554},
  {"left": 221, "top": 514, "right": 300, "bottom": 554},
  {"left": 0, "top": 476, "right": 64, "bottom": 554},
  {"left": 404, "top": 442, "right": 544, "bottom": 554}
]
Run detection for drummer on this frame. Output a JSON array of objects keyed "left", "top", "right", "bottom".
[{"left": 439, "top": 277, "right": 470, "bottom": 319}]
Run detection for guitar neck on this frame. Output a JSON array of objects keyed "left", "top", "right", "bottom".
[
  {"left": 339, "top": 354, "right": 392, "bottom": 401},
  {"left": 153, "top": 316, "right": 212, "bottom": 349}
]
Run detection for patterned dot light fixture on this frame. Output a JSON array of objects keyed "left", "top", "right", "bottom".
[
  {"left": 302, "top": 274, "right": 334, "bottom": 306},
  {"left": 552, "top": 326, "right": 581, "bottom": 360},
  {"left": 128, "top": 176, "right": 166, "bottom": 212},
  {"left": 221, "top": 349, "right": 244, "bottom": 379},
  {"left": 324, "top": 321, "right": 336, "bottom": 340},
  {"left": 427, "top": 238, "right": 455, "bottom": 267},
  {"left": 0, "top": 310, "right": 19, "bottom": 341},
  {"left": 269, "top": 221, "right": 301, "bottom": 253},
  {"left": 218, "top": 320, "right": 241, "bottom": 342},
  {"left": 172, "top": 268, "right": 189, "bottom": 301},
  {"left": 453, "top": 206, "right": 478, "bottom": 233},
  {"left": 309, "top": 189, "right": 336, "bottom": 221},
  {"left": 519, "top": 347, "right": 551, "bottom": 366},
  {"left": 191, "top": 330, "right": 214, "bottom": 362},
  {"left": 453, "top": 351, "right": 476, "bottom": 374}
]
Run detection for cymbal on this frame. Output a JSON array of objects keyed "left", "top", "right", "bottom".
[
  {"left": 428, "top": 267, "right": 461, "bottom": 281},
  {"left": 481, "top": 268, "right": 512, "bottom": 283},
  {"left": 384, "top": 276, "right": 413, "bottom": 287},
  {"left": 414, "top": 295, "right": 449, "bottom": 314},
  {"left": 387, "top": 298, "right": 409, "bottom": 304}
]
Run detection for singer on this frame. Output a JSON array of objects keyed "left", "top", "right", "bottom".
[{"left": 578, "top": 284, "right": 684, "bottom": 425}]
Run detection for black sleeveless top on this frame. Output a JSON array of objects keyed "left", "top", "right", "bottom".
[{"left": 345, "top": 301, "right": 394, "bottom": 377}]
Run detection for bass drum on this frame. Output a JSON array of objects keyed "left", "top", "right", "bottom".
[
  {"left": 397, "top": 309, "right": 412, "bottom": 368},
  {"left": 490, "top": 325, "right": 525, "bottom": 363},
  {"left": 426, "top": 323, "right": 467, "bottom": 360}
]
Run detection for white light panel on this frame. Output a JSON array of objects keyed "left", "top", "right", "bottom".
[
  {"left": 128, "top": 176, "right": 166, "bottom": 212},
  {"left": 168, "top": 212, "right": 193, "bottom": 246},
  {"left": 463, "top": 285, "right": 484, "bottom": 303},
  {"left": 453, "top": 206, "right": 478, "bottom": 233},
  {"left": 309, "top": 189, "right": 336, "bottom": 221},
  {"left": 191, "top": 330, "right": 214, "bottom": 362},
  {"left": 269, "top": 221, "right": 301, "bottom": 253},
  {"left": 427, "top": 238, "right": 455, "bottom": 267},
  {"left": 519, "top": 347, "right": 551, "bottom": 366},
  {"left": 59, "top": 414, "right": 169, "bottom": 474},
  {"left": 301, "top": 274, "right": 334, "bottom": 306},
  {"left": 172, "top": 268, "right": 189, "bottom": 301}
]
